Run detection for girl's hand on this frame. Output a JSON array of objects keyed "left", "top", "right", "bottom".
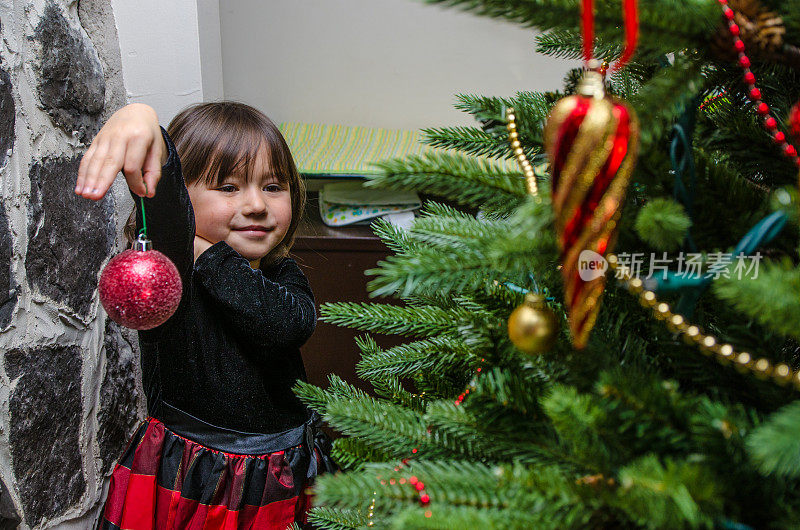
[
  {"left": 193, "top": 235, "right": 213, "bottom": 262},
  {"left": 75, "top": 103, "right": 166, "bottom": 201}
]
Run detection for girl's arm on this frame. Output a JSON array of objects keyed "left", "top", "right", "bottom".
[
  {"left": 130, "top": 128, "right": 195, "bottom": 284},
  {"left": 77, "top": 104, "right": 195, "bottom": 296},
  {"left": 193, "top": 242, "right": 317, "bottom": 352}
]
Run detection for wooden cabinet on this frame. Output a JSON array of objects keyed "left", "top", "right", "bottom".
[{"left": 291, "top": 191, "right": 405, "bottom": 394}]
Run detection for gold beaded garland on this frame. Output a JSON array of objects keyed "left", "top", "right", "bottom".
[
  {"left": 606, "top": 253, "right": 800, "bottom": 392},
  {"left": 506, "top": 108, "right": 539, "bottom": 197},
  {"left": 367, "top": 491, "right": 376, "bottom": 526}
]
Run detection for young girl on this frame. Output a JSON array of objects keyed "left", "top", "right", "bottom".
[{"left": 76, "top": 102, "right": 332, "bottom": 529}]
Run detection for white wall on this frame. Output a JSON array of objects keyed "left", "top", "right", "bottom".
[
  {"left": 112, "top": 0, "right": 223, "bottom": 124},
  {"left": 197, "top": 0, "right": 225, "bottom": 102},
  {"left": 220, "top": 0, "right": 575, "bottom": 130}
]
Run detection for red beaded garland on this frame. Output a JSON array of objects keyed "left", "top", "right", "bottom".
[
  {"left": 379, "top": 358, "right": 488, "bottom": 516},
  {"left": 716, "top": 0, "right": 800, "bottom": 167},
  {"left": 789, "top": 101, "right": 800, "bottom": 143}
]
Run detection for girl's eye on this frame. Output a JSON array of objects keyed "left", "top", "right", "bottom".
[
  {"left": 264, "top": 184, "right": 283, "bottom": 192},
  {"left": 217, "top": 184, "right": 237, "bottom": 192}
]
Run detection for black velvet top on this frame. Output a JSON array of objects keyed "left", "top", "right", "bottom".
[{"left": 132, "top": 128, "right": 316, "bottom": 434}]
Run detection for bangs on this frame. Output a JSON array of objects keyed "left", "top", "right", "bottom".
[
  {"left": 198, "top": 120, "right": 293, "bottom": 187},
  {"left": 169, "top": 102, "right": 297, "bottom": 189}
]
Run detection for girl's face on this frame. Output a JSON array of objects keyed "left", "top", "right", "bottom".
[{"left": 188, "top": 147, "right": 292, "bottom": 263}]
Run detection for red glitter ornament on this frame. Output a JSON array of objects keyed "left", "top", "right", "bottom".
[{"left": 99, "top": 235, "right": 182, "bottom": 330}]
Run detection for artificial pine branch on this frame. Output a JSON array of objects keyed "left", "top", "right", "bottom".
[
  {"left": 319, "top": 302, "right": 465, "bottom": 338},
  {"left": 364, "top": 247, "right": 502, "bottom": 298},
  {"left": 536, "top": 29, "right": 623, "bottom": 61},
  {"left": 356, "top": 336, "right": 476, "bottom": 381},
  {"left": 747, "top": 400, "right": 800, "bottom": 478},
  {"left": 373, "top": 376, "right": 429, "bottom": 412},
  {"left": 451, "top": 91, "right": 554, "bottom": 149},
  {"left": 713, "top": 259, "right": 800, "bottom": 340},
  {"left": 424, "top": 400, "right": 565, "bottom": 464},
  {"left": 293, "top": 376, "right": 371, "bottom": 415},
  {"left": 322, "top": 397, "right": 437, "bottom": 457},
  {"left": 307, "top": 507, "right": 367, "bottom": 530},
  {"left": 368, "top": 151, "right": 528, "bottom": 216},
  {"left": 332, "top": 437, "right": 392, "bottom": 471},
  {"left": 424, "top": 0, "right": 721, "bottom": 54},
  {"left": 631, "top": 55, "right": 706, "bottom": 150},
  {"left": 369, "top": 217, "right": 425, "bottom": 255},
  {"left": 421, "top": 125, "right": 529, "bottom": 161},
  {"left": 634, "top": 197, "right": 693, "bottom": 251},
  {"left": 613, "top": 455, "right": 723, "bottom": 528}
]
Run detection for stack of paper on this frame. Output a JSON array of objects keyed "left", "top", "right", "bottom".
[{"left": 318, "top": 181, "right": 420, "bottom": 228}]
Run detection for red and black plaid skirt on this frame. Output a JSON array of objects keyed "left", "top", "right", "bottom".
[{"left": 99, "top": 402, "right": 329, "bottom": 530}]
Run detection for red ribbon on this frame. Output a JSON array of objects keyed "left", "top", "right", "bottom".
[
  {"left": 581, "top": 0, "right": 595, "bottom": 64},
  {"left": 581, "top": 0, "right": 639, "bottom": 72}
]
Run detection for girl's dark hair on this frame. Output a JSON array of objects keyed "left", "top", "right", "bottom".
[{"left": 124, "top": 102, "right": 306, "bottom": 266}]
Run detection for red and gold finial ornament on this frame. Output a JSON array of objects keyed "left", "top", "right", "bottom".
[
  {"left": 544, "top": 66, "right": 640, "bottom": 349},
  {"left": 542, "top": 1, "right": 640, "bottom": 349}
]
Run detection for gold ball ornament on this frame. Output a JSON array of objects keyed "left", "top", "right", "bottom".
[{"left": 507, "top": 293, "right": 559, "bottom": 354}]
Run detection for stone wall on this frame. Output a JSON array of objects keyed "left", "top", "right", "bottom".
[{"left": 0, "top": 0, "right": 144, "bottom": 527}]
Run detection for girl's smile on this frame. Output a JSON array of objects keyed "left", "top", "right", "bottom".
[{"left": 233, "top": 225, "right": 273, "bottom": 236}]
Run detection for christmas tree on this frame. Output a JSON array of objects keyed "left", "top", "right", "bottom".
[{"left": 294, "top": 1, "right": 800, "bottom": 528}]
